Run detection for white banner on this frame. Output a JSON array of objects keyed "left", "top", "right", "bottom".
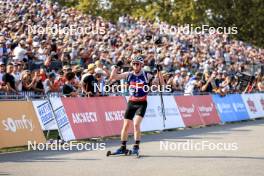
[
  {"left": 125, "top": 96, "right": 163, "bottom": 132},
  {"left": 125, "top": 96, "right": 184, "bottom": 131},
  {"left": 32, "top": 100, "right": 58, "bottom": 130},
  {"left": 162, "top": 96, "right": 185, "bottom": 129},
  {"left": 49, "top": 98, "right": 75, "bottom": 141},
  {"left": 241, "top": 93, "right": 264, "bottom": 119}
]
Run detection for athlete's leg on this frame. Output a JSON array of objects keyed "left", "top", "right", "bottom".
[
  {"left": 132, "top": 101, "right": 147, "bottom": 152},
  {"left": 121, "top": 119, "right": 133, "bottom": 142},
  {"left": 118, "top": 101, "right": 136, "bottom": 151},
  {"left": 133, "top": 115, "right": 143, "bottom": 142}
]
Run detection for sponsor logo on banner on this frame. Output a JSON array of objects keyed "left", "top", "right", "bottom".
[
  {"left": 2, "top": 115, "right": 34, "bottom": 133},
  {"left": 212, "top": 95, "right": 236, "bottom": 122},
  {"left": 217, "top": 103, "right": 233, "bottom": 113},
  {"left": 37, "top": 102, "right": 54, "bottom": 126},
  {"left": 33, "top": 101, "right": 58, "bottom": 130},
  {"left": 241, "top": 94, "right": 264, "bottom": 119},
  {"left": 174, "top": 96, "right": 204, "bottom": 127},
  {"left": 178, "top": 104, "right": 195, "bottom": 118},
  {"left": 198, "top": 104, "right": 214, "bottom": 117},
  {"left": 105, "top": 111, "right": 125, "bottom": 121},
  {"left": 192, "top": 95, "right": 220, "bottom": 125},
  {"left": 55, "top": 106, "right": 71, "bottom": 129},
  {"left": 49, "top": 97, "right": 76, "bottom": 141},
  {"left": 260, "top": 98, "right": 264, "bottom": 110},
  {"left": 0, "top": 101, "right": 45, "bottom": 149},
  {"left": 232, "top": 102, "right": 247, "bottom": 113},
  {"left": 62, "top": 96, "right": 128, "bottom": 139},
  {"left": 145, "top": 108, "right": 158, "bottom": 118},
  {"left": 247, "top": 98, "right": 257, "bottom": 113},
  {"left": 72, "top": 112, "right": 98, "bottom": 124}
]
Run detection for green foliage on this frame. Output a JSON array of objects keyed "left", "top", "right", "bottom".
[{"left": 59, "top": 0, "right": 264, "bottom": 47}]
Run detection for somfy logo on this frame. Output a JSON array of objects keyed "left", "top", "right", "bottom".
[{"left": 2, "top": 115, "right": 34, "bottom": 133}]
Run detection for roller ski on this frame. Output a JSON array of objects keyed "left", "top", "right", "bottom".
[
  {"left": 129, "top": 145, "right": 140, "bottom": 158},
  {"left": 106, "top": 147, "right": 131, "bottom": 157}
]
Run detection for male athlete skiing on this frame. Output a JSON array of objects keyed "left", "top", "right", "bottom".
[{"left": 109, "top": 55, "right": 164, "bottom": 156}]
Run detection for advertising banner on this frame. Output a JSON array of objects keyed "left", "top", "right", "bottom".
[
  {"left": 125, "top": 96, "right": 164, "bottom": 132},
  {"left": 61, "top": 96, "right": 129, "bottom": 139},
  {"left": 212, "top": 95, "right": 238, "bottom": 122},
  {"left": 32, "top": 100, "right": 58, "bottom": 130},
  {"left": 174, "top": 96, "right": 204, "bottom": 127},
  {"left": 49, "top": 98, "right": 75, "bottom": 141},
  {"left": 95, "top": 96, "right": 131, "bottom": 136},
  {"left": 194, "top": 95, "right": 221, "bottom": 125},
  {"left": 241, "top": 93, "right": 264, "bottom": 119},
  {"left": 161, "top": 96, "right": 185, "bottom": 129},
  {"left": 0, "top": 101, "right": 46, "bottom": 148},
  {"left": 229, "top": 94, "right": 250, "bottom": 121}
]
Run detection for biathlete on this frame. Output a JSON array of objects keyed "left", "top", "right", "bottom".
[{"left": 109, "top": 55, "right": 164, "bottom": 156}]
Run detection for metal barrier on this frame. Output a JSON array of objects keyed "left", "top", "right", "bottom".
[{"left": 0, "top": 90, "right": 263, "bottom": 101}]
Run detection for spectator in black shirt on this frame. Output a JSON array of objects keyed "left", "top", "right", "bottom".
[
  {"left": 201, "top": 70, "right": 219, "bottom": 94},
  {"left": 81, "top": 64, "right": 96, "bottom": 97},
  {"left": 2, "top": 64, "right": 17, "bottom": 93},
  {"left": 62, "top": 72, "right": 78, "bottom": 97}
]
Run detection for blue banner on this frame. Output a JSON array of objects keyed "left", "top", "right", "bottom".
[
  {"left": 228, "top": 94, "right": 250, "bottom": 121},
  {"left": 212, "top": 94, "right": 238, "bottom": 123}
]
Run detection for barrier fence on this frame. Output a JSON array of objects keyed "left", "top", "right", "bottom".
[{"left": 0, "top": 93, "right": 264, "bottom": 149}]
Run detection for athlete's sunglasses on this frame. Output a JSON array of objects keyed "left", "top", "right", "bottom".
[{"left": 132, "top": 62, "right": 140, "bottom": 66}]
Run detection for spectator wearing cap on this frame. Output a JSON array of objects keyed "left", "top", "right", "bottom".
[
  {"left": 184, "top": 72, "right": 203, "bottom": 96},
  {"left": 95, "top": 60, "right": 110, "bottom": 77},
  {"left": 81, "top": 63, "right": 96, "bottom": 97}
]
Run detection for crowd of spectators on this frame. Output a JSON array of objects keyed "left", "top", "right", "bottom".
[{"left": 0, "top": 0, "right": 263, "bottom": 98}]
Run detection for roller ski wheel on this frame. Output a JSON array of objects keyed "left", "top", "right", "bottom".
[
  {"left": 130, "top": 148, "right": 140, "bottom": 158},
  {"left": 106, "top": 149, "right": 130, "bottom": 157}
]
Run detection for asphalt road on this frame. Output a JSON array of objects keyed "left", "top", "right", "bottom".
[{"left": 1, "top": 119, "right": 264, "bottom": 176}]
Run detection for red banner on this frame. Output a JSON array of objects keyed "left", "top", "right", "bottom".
[
  {"left": 174, "top": 96, "right": 204, "bottom": 127},
  {"left": 61, "top": 96, "right": 129, "bottom": 139},
  {"left": 194, "top": 95, "right": 221, "bottom": 125}
]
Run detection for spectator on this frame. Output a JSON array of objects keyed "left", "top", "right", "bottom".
[
  {"left": 81, "top": 63, "right": 96, "bottom": 97},
  {"left": 62, "top": 72, "right": 78, "bottom": 97},
  {"left": 184, "top": 72, "right": 203, "bottom": 95},
  {"left": 2, "top": 63, "right": 17, "bottom": 93},
  {"left": 43, "top": 72, "right": 58, "bottom": 94},
  {"left": 257, "top": 76, "right": 264, "bottom": 92}
]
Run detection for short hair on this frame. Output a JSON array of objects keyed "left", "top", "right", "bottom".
[{"left": 65, "top": 72, "right": 75, "bottom": 81}]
